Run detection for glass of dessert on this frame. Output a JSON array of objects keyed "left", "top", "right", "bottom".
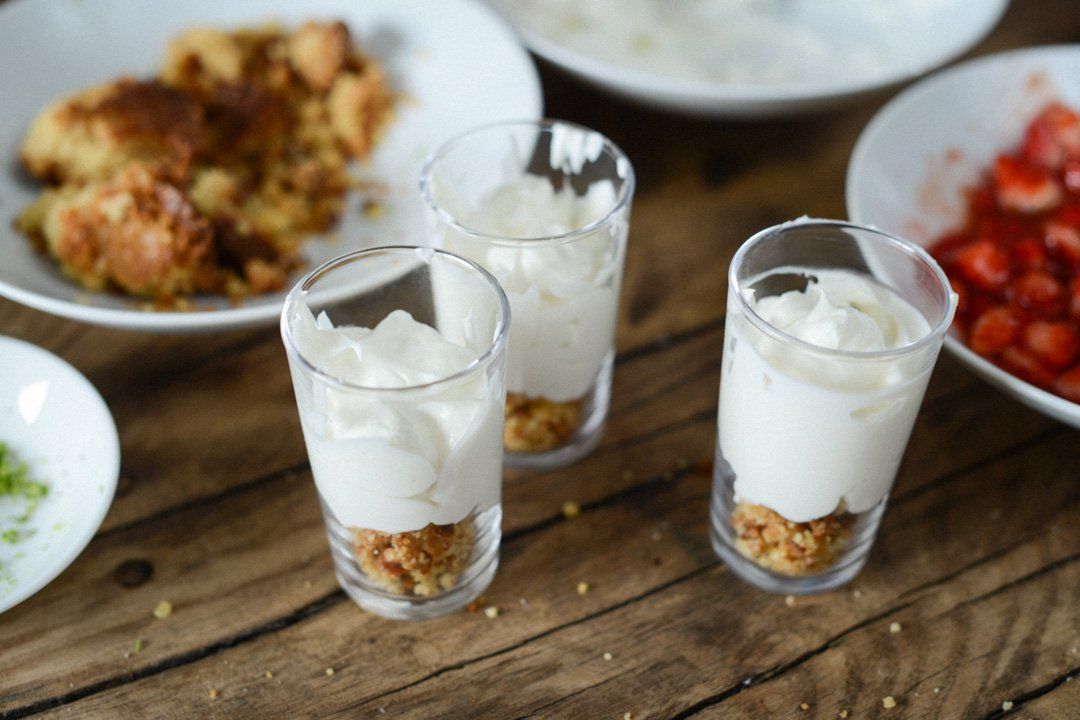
[
  {"left": 420, "top": 119, "right": 634, "bottom": 469},
  {"left": 281, "top": 246, "right": 509, "bottom": 619},
  {"left": 710, "top": 219, "right": 957, "bottom": 595}
]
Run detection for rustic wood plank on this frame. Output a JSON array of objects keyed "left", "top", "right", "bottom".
[{"left": 11, "top": 411, "right": 1073, "bottom": 718}]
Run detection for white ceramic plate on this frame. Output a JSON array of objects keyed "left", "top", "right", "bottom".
[
  {"left": 847, "top": 45, "right": 1080, "bottom": 429},
  {"left": 487, "top": 0, "right": 1008, "bottom": 117},
  {"left": 0, "top": 0, "right": 542, "bottom": 332},
  {"left": 0, "top": 336, "right": 120, "bottom": 613}
]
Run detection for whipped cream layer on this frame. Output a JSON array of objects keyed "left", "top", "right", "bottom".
[
  {"left": 290, "top": 307, "right": 502, "bottom": 534},
  {"left": 441, "top": 174, "right": 626, "bottom": 402},
  {"left": 720, "top": 268, "right": 935, "bottom": 523}
]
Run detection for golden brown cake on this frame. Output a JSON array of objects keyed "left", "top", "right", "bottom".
[{"left": 17, "top": 20, "right": 393, "bottom": 303}]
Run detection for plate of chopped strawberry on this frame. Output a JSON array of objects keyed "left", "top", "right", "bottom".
[{"left": 847, "top": 45, "right": 1080, "bottom": 428}]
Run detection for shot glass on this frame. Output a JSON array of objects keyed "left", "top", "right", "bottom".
[
  {"left": 709, "top": 220, "right": 957, "bottom": 595},
  {"left": 281, "top": 247, "right": 509, "bottom": 619},
  {"left": 420, "top": 119, "right": 634, "bottom": 470}
]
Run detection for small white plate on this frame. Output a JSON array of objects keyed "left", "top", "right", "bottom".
[
  {"left": 0, "top": 0, "right": 542, "bottom": 332},
  {"left": 847, "top": 45, "right": 1080, "bottom": 429},
  {"left": 0, "top": 336, "right": 120, "bottom": 613},
  {"left": 487, "top": 0, "right": 1007, "bottom": 117}
]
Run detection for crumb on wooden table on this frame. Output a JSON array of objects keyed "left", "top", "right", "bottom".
[
  {"left": 577, "top": 581, "right": 590, "bottom": 595},
  {"left": 153, "top": 600, "right": 173, "bottom": 619},
  {"left": 484, "top": 606, "right": 499, "bottom": 619},
  {"left": 890, "top": 621, "right": 902, "bottom": 634},
  {"left": 561, "top": 500, "right": 581, "bottom": 519},
  {"left": 883, "top": 695, "right": 897, "bottom": 709}
]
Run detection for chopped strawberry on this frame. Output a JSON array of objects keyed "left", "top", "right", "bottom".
[
  {"left": 1000, "top": 346, "right": 1057, "bottom": 389},
  {"left": 1053, "top": 364, "right": 1080, "bottom": 402},
  {"left": 1070, "top": 278, "right": 1080, "bottom": 321},
  {"left": 994, "top": 155, "right": 1062, "bottom": 213},
  {"left": 950, "top": 277, "right": 969, "bottom": 317},
  {"left": 1021, "top": 103, "right": 1080, "bottom": 170},
  {"left": 954, "top": 239, "right": 1010, "bottom": 291},
  {"left": 1045, "top": 221, "right": 1080, "bottom": 267},
  {"left": 1009, "top": 269, "right": 1066, "bottom": 315},
  {"left": 1012, "top": 236, "right": 1048, "bottom": 270},
  {"left": 1065, "top": 160, "right": 1080, "bottom": 193},
  {"left": 1022, "top": 320, "right": 1080, "bottom": 369},
  {"left": 969, "top": 306, "right": 1019, "bottom": 356}
]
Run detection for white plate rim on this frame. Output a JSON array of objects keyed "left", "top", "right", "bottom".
[
  {"left": 496, "top": 0, "right": 1009, "bottom": 114},
  {"left": 0, "top": 335, "right": 120, "bottom": 613}
]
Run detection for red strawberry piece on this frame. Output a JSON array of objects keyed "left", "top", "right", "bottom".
[
  {"left": 1000, "top": 346, "right": 1057, "bottom": 389},
  {"left": 1065, "top": 160, "right": 1080, "bottom": 193},
  {"left": 969, "top": 306, "right": 1020, "bottom": 356},
  {"left": 1045, "top": 221, "right": 1080, "bottom": 267},
  {"left": 1012, "top": 236, "right": 1048, "bottom": 270},
  {"left": 994, "top": 155, "right": 1062, "bottom": 213},
  {"left": 1021, "top": 320, "right": 1080, "bottom": 370},
  {"left": 954, "top": 239, "right": 1011, "bottom": 291},
  {"left": 1070, "top": 278, "right": 1080, "bottom": 321},
  {"left": 949, "top": 277, "right": 968, "bottom": 316},
  {"left": 1010, "top": 269, "right": 1066, "bottom": 315},
  {"left": 1053, "top": 364, "right": 1080, "bottom": 403},
  {"left": 1021, "top": 103, "right": 1080, "bottom": 170}
]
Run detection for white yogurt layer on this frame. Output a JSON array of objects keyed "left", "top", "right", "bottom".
[
  {"left": 495, "top": 0, "right": 950, "bottom": 89},
  {"left": 720, "top": 269, "right": 934, "bottom": 523},
  {"left": 289, "top": 306, "right": 502, "bottom": 534},
  {"left": 442, "top": 174, "right": 625, "bottom": 402}
]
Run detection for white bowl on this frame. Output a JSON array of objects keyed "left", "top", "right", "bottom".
[
  {"left": 488, "top": 0, "right": 1007, "bottom": 117},
  {"left": 847, "top": 45, "right": 1080, "bottom": 429},
  {"left": 0, "top": 0, "right": 541, "bottom": 332},
  {"left": 0, "top": 336, "right": 120, "bottom": 613}
]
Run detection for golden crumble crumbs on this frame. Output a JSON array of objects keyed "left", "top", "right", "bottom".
[
  {"left": 882, "top": 696, "right": 897, "bottom": 709},
  {"left": 731, "top": 502, "right": 854, "bottom": 576},
  {"left": 577, "top": 581, "right": 590, "bottom": 595},
  {"left": 504, "top": 392, "right": 584, "bottom": 453},
  {"left": 890, "top": 621, "right": 902, "bottom": 634},
  {"left": 350, "top": 521, "right": 474, "bottom": 597},
  {"left": 561, "top": 500, "right": 581, "bottom": 519},
  {"left": 484, "top": 606, "right": 500, "bottom": 619},
  {"left": 153, "top": 600, "right": 173, "bottom": 619}
]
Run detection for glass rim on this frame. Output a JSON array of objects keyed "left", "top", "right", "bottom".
[
  {"left": 280, "top": 246, "right": 511, "bottom": 394},
  {"left": 729, "top": 219, "right": 958, "bottom": 361},
  {"left": 418, "top": 117, "right": 635, "bottom": 247}
]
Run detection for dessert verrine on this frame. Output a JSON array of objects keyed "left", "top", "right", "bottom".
[
  {"left": 422, "top": 120, "right": 634, "bottom": 468},
  {"left": 281, "top": 247, "right": 508, "bottom": 619},
  {"left": 711, "top": 220, "right": 955, "bottom": 594}
]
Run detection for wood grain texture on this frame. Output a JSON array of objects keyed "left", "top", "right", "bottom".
[{"left": 2, "top": 0, "right": 1080, "bottom": 718}]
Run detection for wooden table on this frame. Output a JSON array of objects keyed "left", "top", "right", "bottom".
[{"left": 2, "top": 3, "right": 1079, "bottom": 718}]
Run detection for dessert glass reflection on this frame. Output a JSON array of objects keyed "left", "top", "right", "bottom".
[
  {"left": 710, "top": 220, "right": 957, "bottom": 595},
  {"left": 281, "top": 247, "right": 509, "bottom": 619},
  {"left": 421, "top": 119, "right": 634, "bottom": 469}
]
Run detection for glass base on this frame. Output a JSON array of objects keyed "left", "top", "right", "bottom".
[
  {"left": 709, "top": 450, "right": 887, "bottom": 595},
  {"left": 503, "top": 351, "right": 612, "bottom": 471},
  {"left": 321, "top": 501, "right": 501, "bottom": 620}
]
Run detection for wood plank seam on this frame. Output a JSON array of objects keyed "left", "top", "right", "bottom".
[
  {"left": 342, "top": 564, "right": 718, "bottom": 714},
  {"left": 978, "top": 664, "right": 1080, "bottom": 720},
  {"left": 668, "top": 534, "right": 1079, "bottom": 719},
  {"left": 0, "top": 590, "right": 345, "bottom": 720},
  {"left": 890, "top": 427, "right": 1068, "bottom": 508}
]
